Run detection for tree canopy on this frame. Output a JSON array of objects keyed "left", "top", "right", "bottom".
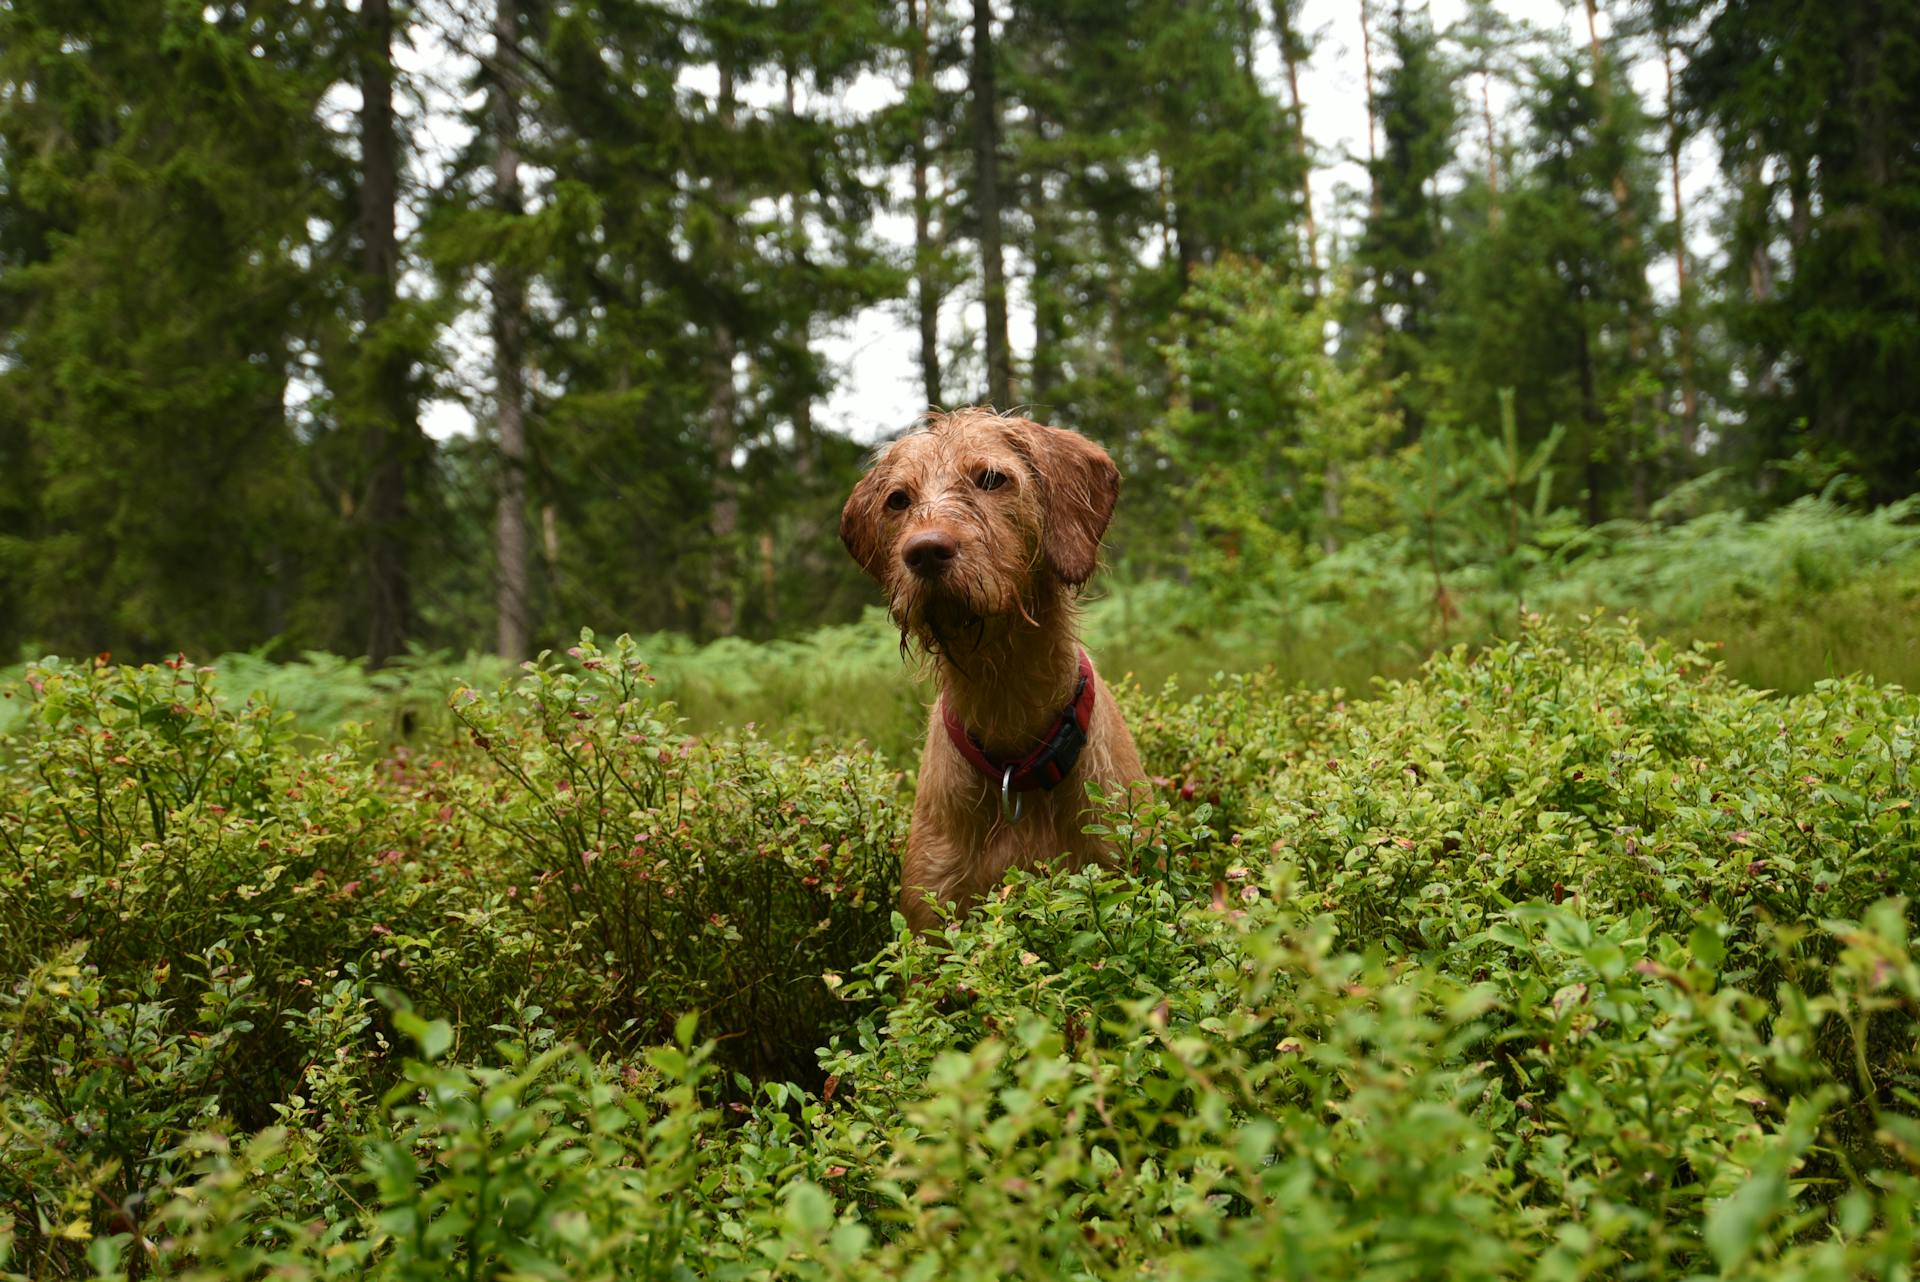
[{"left": 1, "top": 0, "right": 1914, "bottom": 661}]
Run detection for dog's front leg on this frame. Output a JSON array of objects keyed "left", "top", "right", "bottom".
[{"left": 899, "top": 811, "right": 974, "bottom": 935}]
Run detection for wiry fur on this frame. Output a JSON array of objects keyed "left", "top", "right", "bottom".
[{"left": 840, "top": 407, "right": 1148, "bottom": 933}]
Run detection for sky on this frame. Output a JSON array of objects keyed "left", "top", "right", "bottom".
[{"left": 407, "top": 0, "right": 1719, "bottom": 446}]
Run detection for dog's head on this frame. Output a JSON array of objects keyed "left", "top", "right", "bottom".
[{"left": 840, "top": 408, "right": 1120, "bottom": 650}]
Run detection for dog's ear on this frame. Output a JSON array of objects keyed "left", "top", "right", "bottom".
[
  {"left": 839, "top": 459, "right": 892, "bottom": 581},
  {"left": 1010, "top": 421, "right": 1120, "bottom": 586}
]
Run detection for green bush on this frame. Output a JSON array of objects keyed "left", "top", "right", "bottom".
[
  {"left": 0, "top": 637, "right": 901, "bottom": 1275},
  {"left": 439, "top": 630, "right": 903, "bottom": 1078},
  {"left": 2, "top": 616, "right": 1916, "bottom": 1280}
]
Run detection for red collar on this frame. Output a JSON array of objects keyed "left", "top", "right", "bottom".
[{"left": 940, "top": 649, "right": 1098, "bottom": 793}]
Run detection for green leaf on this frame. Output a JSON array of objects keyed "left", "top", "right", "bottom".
[
  {"left": 828, "top": 1221, "right": 871, "bottom": 1262},
  {"left": 392, "top": 1010, "right": 453, "bottom": 1061},
  {"left": 86, "top": 1235, "right": 124, "bottom": 1274},
  {"left": 1689, "top": 923, "right": 1726, "bottom": 969},
  {"left": 784, "top": 1180, "right": 834, "bottom": 1237},
  {"left": 1704, "top": 1165, "right": 1786, "bottom": 1271},
  {"left": 647, "top": 1045, "right": 688, "bottom": 1080}
]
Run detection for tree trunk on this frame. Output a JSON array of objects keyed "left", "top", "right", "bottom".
[
  {"left": 1739, "top": 147, "right": 1776, "bottom": 304},
  {"left": 1662, "top": 37, "right": 1697, "bottom": 453},
  {"left": 1785, "top": 150, "right": 1812, "bottom": 257},
  {"left": 1359, "top": 0, "right": 1382, "bottom": 223},
  {"left": 1170, "top": 177, "right": 1200, "bottom": 284},
  {"left": 1099, "top": 209, "right": 1128, "bottom": 381},
  {"left": 1583, "top": 0, "right": 1652, "bottom": 514},
  {"left": 1274, "top": 0, "right": 1320, "bottom": 289},
  {"left": 1582, "top": 0, "right": 1639, "bottom": 238},
  {"left": 1321, "top": 459, "right": 1342, "bottom": 554},
  {"left": 1029, "top": 107, "right": 1065, "bottom": 404},
  {"left": 493, "top": 0, "right": 532, "bottom": 663},
  {"left": 971, "top": 0, "right": 1011, "bottom": 408},
  {"left": 1574, "top": 289, "right": 1605, "bottom": 525},
  {"left": 706, "top": 55, "right": 739, "bottom": 637},
  {"left": 358, "top": 0, "right": 413, "bottom": 667},
  {"left": 1481, "top": 71, "right": 1501, "bottom": 230},
  {"left": 783, "top": 59, "right": 815, "bottom": 478},
  {"left": 760, "top": 529, "right": 778, "bottom": 625},
  {"left": 1030, "top": 238, "right": 1065, "bottom": 404},
  {"left": 909, "top": 0, "right": 941, "bottom": 410}
]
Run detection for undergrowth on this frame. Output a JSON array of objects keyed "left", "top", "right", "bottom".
[
  {"left": 1, "top": 614, "right": 1916, "bottom": 1279},
  {"left": 5, "top": 496, "right": 1916, "bottom": 759}
]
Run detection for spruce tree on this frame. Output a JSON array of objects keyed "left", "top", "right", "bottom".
[
  {"left": 0, "top": 0, "right": 338, "bottom": 657},
  {"left": 1517, "top": 49, "right": 1659, "bottom": 519},
  {"left": 491, "top": 0, "right": 533, "bottom": 663},
  {"left": 350, "top": 0, "right": 427, "bottom": 665},
  {"left": 993, "top": 0, "right": 1306, "bottom": 488},
  {"left": 1354, "top": 3, "right": 1460, "bottom": 438},
  {"left": 1685, "top": 0, "right": 1920, "bottom": 501}
]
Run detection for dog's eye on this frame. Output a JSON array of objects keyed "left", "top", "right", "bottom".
[
  {"left": 976, "top": 469, "right": 1008, "bottom": 491},
  {"left": 885, "top": 489, "right": 911, "bottom": 512}
]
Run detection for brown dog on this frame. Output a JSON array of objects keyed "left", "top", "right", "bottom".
[{"left": 840, "top": 407, "right": 1146, "bottom": 934}]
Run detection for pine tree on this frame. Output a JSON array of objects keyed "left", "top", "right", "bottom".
[
  {"left": 491, "top": 0, "right": 533, "bottom": 662},
  {"left": 1426, "top": 29, "right": 1663, "bottom": 523},
  {"left": 1578, "top": 0, "right": 1659, "bottom": 513},
  {"left": 1354, "top": 3, "right": 1460, "bottom": 437},
  {"left": 1685, "top": 0, "right": 1920, "bottom": 501},
  {"left": 993, "top": 0, "right": 1307, "bottom": 488},
  {"left": 904, "top": 0, "right": 946, "bottom": 409},
  {"left": 0, "top": 0, "right": 338, "bottom": 657},
  {"left": 1640, "top": 0, "right": 1700, "bottom": 451},
  {"left": 1516, "top": 49, "right": 1660, "bottom": 520},
  {"left": 970, "top": 0, "right": 1013, "bottom": 407},
  {"left": 1450, "top": 0, "right": 1516, "bottom": 233},
  {"left": 429, "top": 0, "right": 896, "bottom": 640},
  {"left": 1273, "top": 0, "right": 1322, "bottom": 289},
  {"left": 351, "top": 0, "right": 426, "bottom": 665}
]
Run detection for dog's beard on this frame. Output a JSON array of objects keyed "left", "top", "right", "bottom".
[{"left": 892, "top": 579, "right": 993, "bottom": 663}]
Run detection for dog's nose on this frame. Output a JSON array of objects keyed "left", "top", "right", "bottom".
[{"left": 903, "top": 530, "right": 958, "bottom": 578}]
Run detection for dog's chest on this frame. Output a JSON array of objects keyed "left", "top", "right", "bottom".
[{"left": 939, "top": 778, "right": 1102, "bottom": 880}]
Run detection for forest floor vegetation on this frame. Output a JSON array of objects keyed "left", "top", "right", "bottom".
[
  {"left": 2, "top": 597, "right": 1917, "bottom": 1277},
  {"left": 10, "top": 495, "right": 1904, "bottom": 758}
]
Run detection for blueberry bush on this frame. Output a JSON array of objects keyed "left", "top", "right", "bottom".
[{"left": 2, "top": 616, "right": 1916, "bottom": 1279}]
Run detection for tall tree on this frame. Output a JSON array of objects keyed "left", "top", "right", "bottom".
[
  {"left": 1355, "top": 3, "right": 1460, "bottom": 436},
  {"left": 1579, "top": 0, "right": 1658, "bottom": 512},
  {"left": 704, "top": 43, "right": 741, "bottom": 637},
  {"left": 1359, "top": 0, "right": 1383, "bottom": 221},
  {"left": 492, "top": 0, "right": 532, "bottom": 663},
  {"left": 353, "top": 0, "right": 423, "bottom": 665},
  {"left": 1273, "top": 0, "right": 1321, "bottom": 288},
  {"left": 1521, "top": 49, "right": 1658, "bottom": 519},
  {"left": 0, "top": 0, "right": 335, "bottom": 658},
  {"left": 971, "top": 0, "right": 1013, "bottom": 407},
  {"left": 1645, "top": 0, "right": 1699, "bottom": 449},
  {"left": 1451, "top": 0, "right": 1514, "bottom": 232},
  {"left": 1272, "top": 0, "right": 1338, "bottom": 541},
  {"left": 465, "top": 0, "right": 894, "bottom": 641},
  {"left": 906, "top": 0, "right": 944, "bottom": 409},
  {"left": 1686, "top": 0, "right": 1920, "bottom": 500},
  {"left": 983, "top": 0, "right": 1306, "bottom": 502}
]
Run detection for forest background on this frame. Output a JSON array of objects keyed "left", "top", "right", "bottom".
[{"left": 2, "top": 0, "right": 1917, "bottom": 707}]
